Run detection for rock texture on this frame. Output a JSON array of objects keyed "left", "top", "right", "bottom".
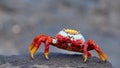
[{"left": 0, "top": 53, "right": 113, "bottom": 68}]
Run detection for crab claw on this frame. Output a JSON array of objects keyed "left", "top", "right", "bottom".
[{"left": 98, "top": 52, "right": 107, "bottom": 61}]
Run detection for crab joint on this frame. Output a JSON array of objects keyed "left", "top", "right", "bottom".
[{"left": 52, "top": 39, "right": 57, "bottom": 44}]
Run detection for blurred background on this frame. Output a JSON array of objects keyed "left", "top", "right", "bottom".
[{"left": 0, "top": 0, "right": 119, "bottom": 68}]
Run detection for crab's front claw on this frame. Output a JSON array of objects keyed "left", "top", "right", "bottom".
[
  {"left": 98, "top": 52, "right": 107, "bottom": 61},
  {"left": 29, "top": 42, "right": 40, "bottom": 59}
]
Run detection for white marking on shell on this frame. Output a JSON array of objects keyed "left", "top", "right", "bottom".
[
  {"left": 58, "top": 30, "right": 85, "bottom": 45},
  {"left": 58, "top": 30, "right": 68, "bottom": 37},
  {"left": 73, "top": 33, "right": 85, "bottom": 45}
]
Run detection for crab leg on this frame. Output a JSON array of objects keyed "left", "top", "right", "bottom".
[
  {"left": 29, "top": 34, "right": 54, "bottom": 60},
  {"left": 44, "top": 37, "right": 52, "bottom": 59},
  {"left": 88, "top": 51, "right": 92, "bottom": 57},
  {"left": 83, "top": 42, "right": 89, "bottom": 62},
  {"left": 29, "top": 36, "right": 42, "bottom": 59},
  {"left": 87, "top": 40, "right": 107, "bottom": 61}
]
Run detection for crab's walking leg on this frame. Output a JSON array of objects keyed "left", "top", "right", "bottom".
[
  {"left": 88, "top": 40, "right": 107, "bottom": 61},
  {"left": 29, "top": 35, "right": 48, "bottom": 59},
  {"left": 29, "top": 41, "right": 41, "bottom": 59},
  {"left": 88, "top": 52, "right": 92, "bottom": 57},
  {"left": 83, "top": 42, "right": 89, "bottom": 62},
  {"left": 44, "top": 37, "right": 52, "bottom": 59},
  {"left": 29, "top": 37, "right": 42, "bottom": 59}
]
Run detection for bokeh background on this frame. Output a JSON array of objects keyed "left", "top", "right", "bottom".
[{"left": 0, "top": 0, "right": 119, "bottom": 68}]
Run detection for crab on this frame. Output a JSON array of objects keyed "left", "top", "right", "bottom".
[{"left": 29, "top": 28, "right": 107, "bottom": 62}]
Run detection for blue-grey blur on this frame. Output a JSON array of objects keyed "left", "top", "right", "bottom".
[{"left": 0, "top": 0, "right": 119, "bottom": 68}]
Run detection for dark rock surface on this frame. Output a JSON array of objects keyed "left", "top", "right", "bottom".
[{"left": 0, "top": 53, "right": 113, "bottom": 68}]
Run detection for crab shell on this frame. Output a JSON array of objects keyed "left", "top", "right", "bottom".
[{"left": 57, "top": 30, "right": 85, "bottom": 45}]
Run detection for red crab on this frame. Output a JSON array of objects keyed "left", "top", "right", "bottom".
[{"left": 29, "top": 28, "right": 107, "bottom": 62}]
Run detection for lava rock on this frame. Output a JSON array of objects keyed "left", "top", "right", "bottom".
[{"left": 0, "top": 53, "right": 113, "bottom": 68}]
